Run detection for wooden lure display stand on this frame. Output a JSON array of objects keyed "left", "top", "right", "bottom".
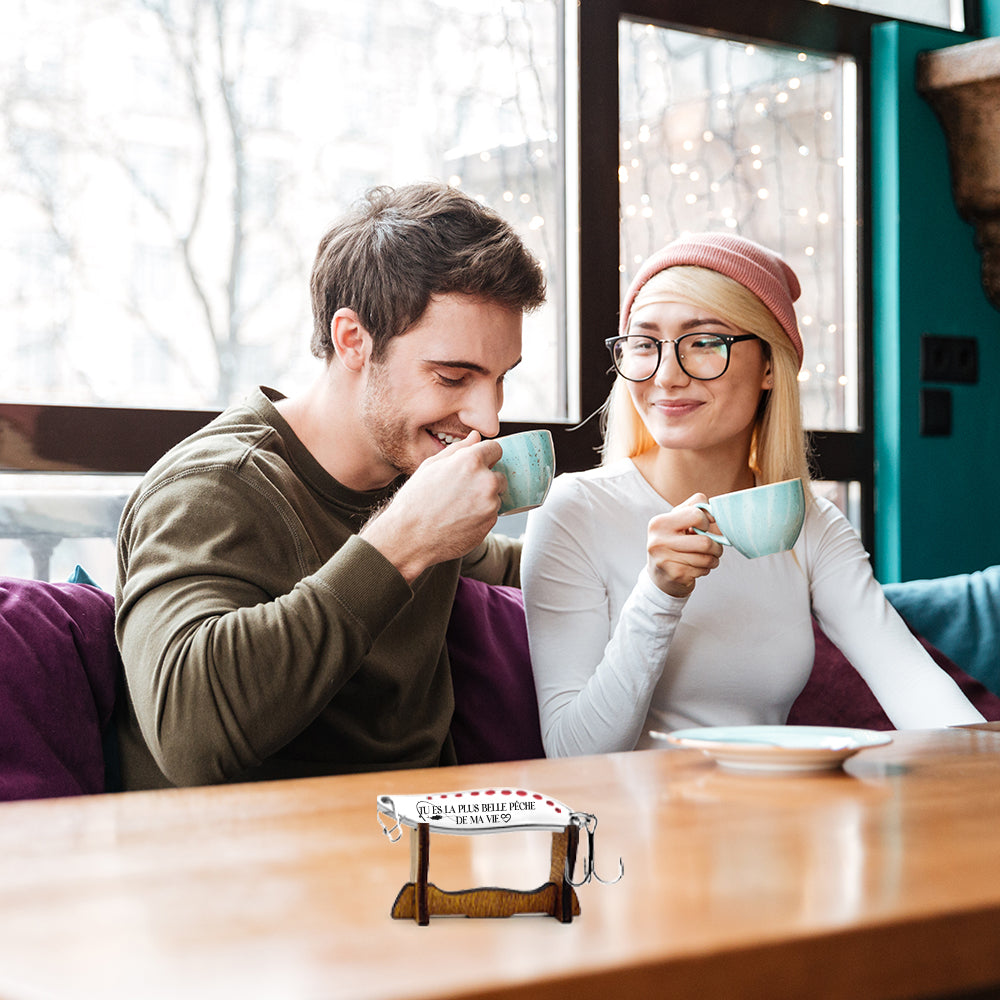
[{"left": 376, "top": 788, "right": 620, "bottom": 925}]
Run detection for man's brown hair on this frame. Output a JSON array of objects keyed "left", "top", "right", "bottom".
[{"left": 309, "top": 182, "right": 546, "bottom": 360}]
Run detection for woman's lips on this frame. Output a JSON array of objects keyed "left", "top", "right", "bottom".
[{"left": 654, "top": 399, "right": 703, "bottom": 417}]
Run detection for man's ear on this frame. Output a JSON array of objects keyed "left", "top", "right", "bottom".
[{"left": 330, "top": 308, "right": 371, "bottom": 372}]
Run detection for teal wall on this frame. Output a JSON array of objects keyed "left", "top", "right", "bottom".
[
  {"left": 985, "top": 0, "right": 1000, "bottom": 37},
  {"left": 872, "top": 18, "right": 1000, "bottom": 582}
]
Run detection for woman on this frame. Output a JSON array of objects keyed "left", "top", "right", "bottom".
[{"left": 522, "top": 232, "right": 984, "bottom": 757}]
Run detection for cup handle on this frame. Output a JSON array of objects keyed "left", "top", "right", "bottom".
[{"left": 691, "top": 502, "right": 730, "bottom": 546}]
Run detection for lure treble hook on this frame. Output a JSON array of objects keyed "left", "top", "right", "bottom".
[{"left": 566, "top": 812, "right": 624, "bottom": 886}]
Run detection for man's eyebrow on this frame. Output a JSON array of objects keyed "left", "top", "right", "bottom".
[{"left": 423, "top": 356, "right": 523, "bottom": 374}]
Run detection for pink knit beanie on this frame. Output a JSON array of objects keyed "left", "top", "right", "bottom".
[{"left": 619, "top": 232, "right": 804, "bottom": 368}]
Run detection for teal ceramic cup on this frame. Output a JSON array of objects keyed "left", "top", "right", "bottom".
[
  {"left": 691, "top": 478, "right": 805, "bottom": 559},
  {"left": 494, "top": 429, "right": 555, "bottom": 515}
]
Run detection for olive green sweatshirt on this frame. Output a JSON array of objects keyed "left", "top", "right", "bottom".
[{"left": 114, "top": 387, "right": 520, "bottom": 790}]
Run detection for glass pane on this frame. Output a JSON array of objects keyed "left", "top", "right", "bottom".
[
  {"left": 805, "top": 0, "right": 964, "bottom": 31},
  {"left": 1, "top": 0, "right": 564, "bottom": 421},
  {"left": 813, "top": 480, "right": 863, "bottom": 535},
  {"left": 618, "top": 21, "right": 860, "bottom": 433},
  {"left": 0, "top": 474, "right": 139, "bottom": 587}
]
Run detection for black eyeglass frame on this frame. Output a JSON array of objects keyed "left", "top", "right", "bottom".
[{"left": 604, "top": 332, "right": 760, "bottom": 382}]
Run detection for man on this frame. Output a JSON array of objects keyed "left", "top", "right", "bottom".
[{"left": 115, "top": 182, "right": 546, "bottom": 789}]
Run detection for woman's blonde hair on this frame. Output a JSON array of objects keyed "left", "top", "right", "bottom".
[{"left": 600, "top": 265, "right": 812, "bottom": 488}]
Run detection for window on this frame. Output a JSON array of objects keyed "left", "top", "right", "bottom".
[
  {"left": 0, "top": 0, "right": 977, "bottom": 580},
  {"left": 805, "top": 0, "right": 969, "bottom": 31},
  {"left": 2, "top": 0, "right": 565, "bottom": 418}
]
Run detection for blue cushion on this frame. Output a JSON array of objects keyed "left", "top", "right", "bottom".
[
  {"left": 884, "top": 566, "right": 1000, "bottom": 695},
  {"left": 0, "top": 577, "right": 120, "bottom": 800},
  {"left": 446, "top": 577, "right": 544, "bottom": 764},
  {"left": 68, "top": 564, "right": 100, "bottom": 588}
]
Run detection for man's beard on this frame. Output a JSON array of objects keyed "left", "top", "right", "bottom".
[{"left": 357, "top": 359, "right": 421, "bottom": 477}]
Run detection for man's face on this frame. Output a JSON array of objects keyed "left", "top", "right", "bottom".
[{"left": 357, "top": 292, "right": 523, "bottom": 482}]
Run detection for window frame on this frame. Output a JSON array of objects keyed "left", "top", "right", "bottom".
[{"left": 0, "top": 0, "right": 979, "bottom": 553}]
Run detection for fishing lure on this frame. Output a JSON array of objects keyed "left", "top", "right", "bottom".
[{"left": 376, "top": 787, "right": 622, "bottom": 888}]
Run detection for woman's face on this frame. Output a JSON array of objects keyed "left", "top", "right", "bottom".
[{"left": 624, "top": 298, "right": 771, "bottom": 460}]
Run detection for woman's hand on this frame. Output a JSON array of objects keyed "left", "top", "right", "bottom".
[{"left": 646, "top": 493, "right": 724, "bottom": 598}]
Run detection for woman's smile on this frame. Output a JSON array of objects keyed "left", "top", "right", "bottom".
[{"left": 651, "top": 396, "right": 704, "bottom": 417}]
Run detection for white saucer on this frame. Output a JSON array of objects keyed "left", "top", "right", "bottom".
[{"left": 651, "top": 725, "right": 893, "bottom": 773}]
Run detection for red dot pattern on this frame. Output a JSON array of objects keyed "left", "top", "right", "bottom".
[{"left": 424, "top": 790, "right": 562, "bottom": 812}]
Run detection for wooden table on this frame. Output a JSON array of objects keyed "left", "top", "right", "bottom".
[{"left": 2, "top": 726, "right": 1000, "bottom": 1000}]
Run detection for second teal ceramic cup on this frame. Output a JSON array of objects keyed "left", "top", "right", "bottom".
[
  {"left": 494, "top": 429, "right": 555, "bottom": 515},
  {"left": 692, "top": 478, "right": 805, "bottom": 559}
]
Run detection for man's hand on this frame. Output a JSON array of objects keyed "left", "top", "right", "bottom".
[
  {"left": 359, "top": 433, "right": 505, "bottom": 583},
  {"left": 646, "top": 493, "right": 724, "bottom": 598}
]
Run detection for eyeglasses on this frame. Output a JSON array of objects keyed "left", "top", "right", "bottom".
[{"left": 604, "top": 332, "right": 760, "bottom": 382}]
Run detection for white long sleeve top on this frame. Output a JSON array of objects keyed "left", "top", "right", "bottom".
[{"left": 522, "top": 459, "right": 984, "bottom": 757}]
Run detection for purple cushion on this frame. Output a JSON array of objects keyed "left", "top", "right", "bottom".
[
  {"left": 787, "top": 619, "right": 1000, "bottom": 729},
  {"left": 447, "top": 577, "right": 545, "bottom": 764},
  {"left": 0, "top": 577, "right": 119, "bottom": 800}
]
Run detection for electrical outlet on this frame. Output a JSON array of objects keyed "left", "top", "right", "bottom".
[
  {"left": 920, "top": 388, "right": 952, "bottom": 436},
  {"left": 920, "top": 335, "right": 979, "bottom": 383}
]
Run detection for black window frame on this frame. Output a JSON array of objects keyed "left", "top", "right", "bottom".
[{"left": 0, "top": 0, "right": 980, "bottom": 554}]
